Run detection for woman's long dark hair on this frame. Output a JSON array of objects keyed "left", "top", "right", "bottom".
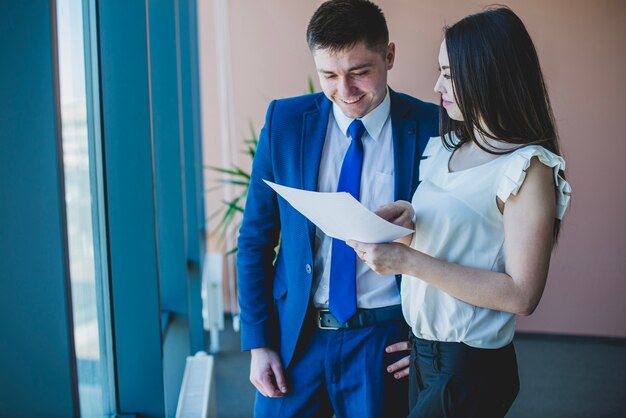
[{"left": 440, "top": 6, "right": 564, "bottom": 239}]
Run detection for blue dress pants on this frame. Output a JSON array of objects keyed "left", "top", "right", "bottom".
[
  {"left": 407, "top": 334, "right": 520, "bottom": 418},
  {"left": 254, "top": 316, "right": 409, "bottom": 418}
]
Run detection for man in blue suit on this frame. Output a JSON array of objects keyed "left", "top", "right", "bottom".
[{"left": 237, "top": 1, "right": 438, "bottom": 416}]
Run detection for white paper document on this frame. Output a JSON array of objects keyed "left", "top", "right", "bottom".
[{"left": 263, "top": 180, "right": 413, "bottom": 243}]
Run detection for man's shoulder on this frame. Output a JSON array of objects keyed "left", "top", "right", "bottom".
[
  {"left": 390, "top": 90, "right": 439, "bottom": 116},
  {"left": 271, "top": 92, "right": 327, "bottom": 114},
  {"left": 262, "top": 93, "right": 329, "bottom": 134},
  {"left": 390, "top": 90, "right": 439, "bottom": 136}
]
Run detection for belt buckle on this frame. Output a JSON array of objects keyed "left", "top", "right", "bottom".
[{"left": 317, "top": 309, "right": 341, "bottom": 330}]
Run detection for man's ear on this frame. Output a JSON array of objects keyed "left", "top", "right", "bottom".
[{"left": 386, "top": 42, "right": 396, "bottom": 70}]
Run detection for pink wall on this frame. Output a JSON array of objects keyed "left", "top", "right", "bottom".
[{"left": 199, "top": 0, "right": 626, "bottom": 337}]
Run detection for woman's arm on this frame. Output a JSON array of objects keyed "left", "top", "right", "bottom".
[{"left": 349, "top": 158, "right": 556, "bottom": 316}]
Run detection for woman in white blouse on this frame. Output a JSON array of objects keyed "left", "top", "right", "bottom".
[{"left": 349, "top": 6, "right": 571, "bottom": 418}]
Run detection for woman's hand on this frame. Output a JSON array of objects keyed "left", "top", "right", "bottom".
[
  {"left": 347, "top": 240, "right": 408, "bottom": 275},
  {"left": 375, "top": 200, "right": 415, "bottom": 245},
  {"left": 376, "top": 200, "right": 414, "bottom": 229}
]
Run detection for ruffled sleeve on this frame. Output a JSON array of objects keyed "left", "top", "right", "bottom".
[{"left": 496, "top": 145, "right": 571, "bottom": 219}]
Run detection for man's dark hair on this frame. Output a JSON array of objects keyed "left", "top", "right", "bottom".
[{"left": 306, "top": 0, "right": 389, "bottom": 55}]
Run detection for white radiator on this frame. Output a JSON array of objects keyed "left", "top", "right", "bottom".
[{"left": 175, "top": 352, "right": 216, "bottom": 418}]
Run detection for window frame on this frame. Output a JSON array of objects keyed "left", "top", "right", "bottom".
[
  {"left": 0, "top": 1, "right": 80, "bottom": 416},
  {"left": 0, "top": 0, "right": 207, "bottom": 416}
]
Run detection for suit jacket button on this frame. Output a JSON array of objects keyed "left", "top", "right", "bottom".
[
  {"left": 305, "top": 264, "right": 312, "bottom": 274},
  {"left": 408, "top": 128, "right": 416, "bottom": 135}
]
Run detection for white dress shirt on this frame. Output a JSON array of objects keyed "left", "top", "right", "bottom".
[{"left": 312, "top": 89, "right": 401, "bottom": 309}]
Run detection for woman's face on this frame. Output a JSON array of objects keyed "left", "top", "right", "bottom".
[{"left": 434, "top": 40, "right": 464, "bottom": 121}]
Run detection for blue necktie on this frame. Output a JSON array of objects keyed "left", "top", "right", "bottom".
[{"left": 329, "top": 119, "right": 366, "bottom": 324}]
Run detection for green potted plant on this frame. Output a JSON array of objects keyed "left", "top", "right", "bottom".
[
  {"left": 205, "top": 124, "right": 258, "bottom": 255},
  {"left": 205, "top": 80, "right": 316, "bottom": 333},
  {"left": 206, "top": 78, "right": 316, "bottom": 254}
]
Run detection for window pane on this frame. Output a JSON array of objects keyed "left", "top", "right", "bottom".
[{"left": 56, "top": 0, "right": 113, "bottom": 415}]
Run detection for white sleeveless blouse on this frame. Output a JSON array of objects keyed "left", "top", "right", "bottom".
[{"left": 401, "top": 136, "right": 571, "bottom": 348}]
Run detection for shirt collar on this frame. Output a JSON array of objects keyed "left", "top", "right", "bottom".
[{"left": 332, "top": 87, "right": 391, "bottom": 142}]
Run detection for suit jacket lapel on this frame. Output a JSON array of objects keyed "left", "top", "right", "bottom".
[
  {"left": 299, "top": 92, "right": 418, "bottom": 242},
  {"left": 302, "top": 94, "right": 331, "bottom": 244},
  {"left": 390, "top": 90, "right": 418, "bottom": 201}
]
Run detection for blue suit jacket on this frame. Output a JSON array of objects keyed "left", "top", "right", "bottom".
[{"left": 237, "top": 90, "right": 438, "bottom": 367}]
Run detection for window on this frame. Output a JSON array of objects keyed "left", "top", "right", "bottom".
[
  {"left": 1, "top": 1, "right": 207, "bottom": 415},
  {"left": 56, "top": 0, "right": 114, "bottom": 414}
]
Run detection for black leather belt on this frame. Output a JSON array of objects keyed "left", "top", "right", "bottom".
[{"left": 315, "top": 305, "right": 404, "bottom": 330}]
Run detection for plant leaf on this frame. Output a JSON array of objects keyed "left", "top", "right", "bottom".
[{"left": 307, "top": 76, "right": 316, "bottom": 94}]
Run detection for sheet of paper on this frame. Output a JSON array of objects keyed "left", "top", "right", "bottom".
[{"left": 263, "top": 180, "right": 413, "bottom": 243}]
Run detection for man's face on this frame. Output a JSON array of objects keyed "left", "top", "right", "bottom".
[{"left": 313, "top": 42, "right": 395, "bottom": 119}]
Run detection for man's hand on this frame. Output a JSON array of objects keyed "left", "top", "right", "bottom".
[
  {"left": 250, "top": 347, "right": 288, "bottom": 397},
  {"left": 385, "top": 340, "right": 412, "bottom": 379}
]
